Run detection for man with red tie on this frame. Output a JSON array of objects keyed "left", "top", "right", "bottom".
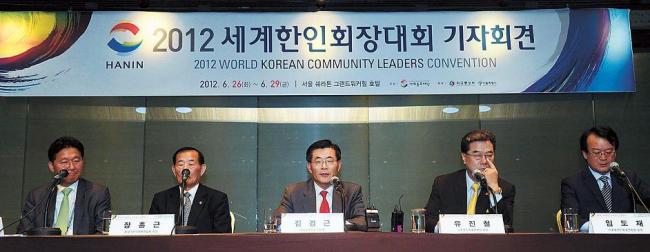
[{"left": 274, "top": 139, "right": 367, "bottom": 231}]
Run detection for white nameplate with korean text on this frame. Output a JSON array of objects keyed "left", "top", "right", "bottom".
[
  {"left": 109, "top": 214, "right": 175, "bottom": 236},
  {"left": 438, "top": 214, "right": 505, "bottom": 234},
  {"left": 280, "top": 213, "right": 344, "bottom": 233},
  {"left": 589, "top": 213, "right": 650, "bottom": 234}
]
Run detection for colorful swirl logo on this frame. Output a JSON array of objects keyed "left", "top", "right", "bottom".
[{"left": 107, "top": 22, "right": 142, "bottom": 54}]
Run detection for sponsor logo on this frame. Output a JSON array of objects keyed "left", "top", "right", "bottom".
[{"left": 107, "top": 22, "right": 143, "bottom": 54}]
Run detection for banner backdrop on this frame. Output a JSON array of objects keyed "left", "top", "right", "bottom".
[{"left": 0, "top": 9, "right": 635, "bottom": 96}]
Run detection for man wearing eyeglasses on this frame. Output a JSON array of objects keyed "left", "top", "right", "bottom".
[
  {"left": 561, "top": 126, "right": 650, "bottom": 232},
  {"left": 424, "top": 129, "right": 515, "bottom": 233},
  {"left": 273, "top": 139, "right": 367, "bottom": 231}
]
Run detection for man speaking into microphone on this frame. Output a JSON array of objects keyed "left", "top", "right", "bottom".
[
  {"left": 17, "top": 136, "right": 111, "bottom": 235},
  {"left": 424, "top": 129, "right": 515, "bottom": 233},
  {"left": 149, "top": 147, "right": 231, "bottom": 233},
  {"left": 561, "top": 126, "right": 650, "bottom": 232},
  {"left": 273, "top": 139, "right": 367, "bottom": 230}
]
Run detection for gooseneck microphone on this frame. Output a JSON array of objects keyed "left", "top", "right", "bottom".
[
  {"left": 609, "top": 162, "right": 650, "bottom": 213},
  {"left": 181, "top": 169, "right": 190, "bottom": 187},
  {"left": 472, "top": 169, "right": 498, "bottom": 215},
  {"left": 330, "top": 176, "right": 347, "bottom": 220},
  {"left": 173, "top": 168, "right": 197, "bottom": 234},
  {"left": 472, "top": 169, "right": 486, "bottom": 183},
  {"left": 25, "top": 170, "right": 70, "bottom": 235}
]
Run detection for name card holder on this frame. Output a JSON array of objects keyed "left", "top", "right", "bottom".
[
  {"left": 109, "top": 214, "right": 175, "bottom": 236},
  {"left": 280, "top": 213, "right": 344, "bottom": 233},
  {"left": 589, "top": 213, "right": 650, "bottom": 234},
  {"left": 438, "top": 214, "right": 505, "bottom": 234}
]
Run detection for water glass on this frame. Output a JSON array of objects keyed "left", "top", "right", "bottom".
[
  {"left": 263, "top": 208, "right": 278, "bottom": 233},
  {"left": 410, "top": 208, "right": 426, "bottom": 233},
  {"left": 101, "top": 210, "right": 113, "bottom": 235},
  {"left": 562, "top": 208, "right": 579, "bottom": 234}
]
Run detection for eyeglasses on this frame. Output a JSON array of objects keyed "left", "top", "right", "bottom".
[
  {"left": 464, "top": 152, "right": 494, "bottom": 160},
  {"left": 311, "top": 158, "right": 336, "bottom": 167},
  {"left": 588, "top": 149, "right": 615, "bottom": 158}
]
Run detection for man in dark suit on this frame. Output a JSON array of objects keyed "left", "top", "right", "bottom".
[
  {"left": 424, "top": 130, "right": 515, "bottom": 233},
  {"left": 561, "top": 126, "right": 650, "bottom": 231},
  {"left": 18, "top": 136, "right": 111, "bottom": 235},
  {"left": 149, "top": 147, "right": 231, "bottom": 233},
  {"left": 274, "top": 139, "right": 367, "bottom": 230}
]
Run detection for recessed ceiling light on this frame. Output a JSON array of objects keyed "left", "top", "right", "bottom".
[
  {"left": 175, "top": 107, "right": 192, "bottom": 113},
  {"left": 442, "top": 106, "right": 459, "bottom": 114}
]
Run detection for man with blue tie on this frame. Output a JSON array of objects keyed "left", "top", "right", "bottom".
[{"left": 561, "top": 126, "right": 650, "bottom": 232}]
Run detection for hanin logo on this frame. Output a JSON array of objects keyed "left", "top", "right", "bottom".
[{"left": 107, "top": 22, "right": 143, "bottom": 54}]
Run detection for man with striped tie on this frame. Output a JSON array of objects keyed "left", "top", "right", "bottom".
[
  {"left": 149, "top": 147, "right": 231, "bottom": 233},
  {"left": 561, "top": 126, "right": 650, "bottom": 232}
]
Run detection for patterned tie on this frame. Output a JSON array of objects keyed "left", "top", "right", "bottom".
[
  {"left": 55, "top": 187, "right": 73, "bottom": 234},
  {"left": 319, "top": 191, "right": 330, "bottom": 213},
  {"left": 467, "top": 183, "right": 480, "bottom": 214},
  {"left": 183, "top": 192, "right": 192, "bottom": 225},
  {"left": 600, "top": 176, "right": 613, "bottom": 212}
]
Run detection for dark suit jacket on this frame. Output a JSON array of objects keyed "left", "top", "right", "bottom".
[
  {"left": 149, "top": 183, "right": 231, "bottom": 233},
  {"left": 17, "top": 178, "right": 111, "bottom": 234},
  {"left": 424, "top": 169, "right": 516, "bottom": 233},
  {"left": 274, "top": 179, "right": 367, "bottom": 230},
  {"left": 561, "top": 167, "right": 650, "bottom": 227}
]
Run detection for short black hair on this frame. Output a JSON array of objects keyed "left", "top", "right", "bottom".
[
  {"left": 306, "top": 139, "right": 341, "bottom": 162},
  {"left": 580, "top": 126, "right": 619, "bottom": 152},
  {"left": 48, "top": 136, "right": 84, "bottom": 161},
  {"left": 173, "top": 147, "right": 205, "bottom": 165},
  {"left": 461, "top": 129, "right": 496, "bottom": 153}
]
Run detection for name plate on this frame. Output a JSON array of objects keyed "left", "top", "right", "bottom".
[
  {"left": 589, "top": 213, "right": 650, "bottom": 234},
  {"left": 438, "top": 214, "right": 505, "bottom": 234},
  {"left": 0, "top": 217, "right": 4, "bottom": 236},
  {"left": 280, "top": 213, "right": 344, "bottom": 233},
  {"left": 109, "top": 214, "right": 175, "bottom": 236}
]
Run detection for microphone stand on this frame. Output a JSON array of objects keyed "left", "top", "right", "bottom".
[
  {"left": 26, "top": 177, "right": 66, "bottom": 236},
  {"left": 174, "top": 177, "right": 197, "bottom": 234},
  {"left": 613, "top": 170, "right": 650, "bottom": 213},
  {"left": 335, "top": 183, "right": 350, "bottom": 230}
]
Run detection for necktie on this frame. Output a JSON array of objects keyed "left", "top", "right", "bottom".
[
  {"left": 183, "top": 192, "right": 191, "bottom": 225},
  {"left": 55, "top": 187, "right": 73, "bottom": 234},
  {"left": 319, "top": 191, "right": 330, "bottom": 213},
  {"left": 467, "top": 183, "right": 480, "bottom": 214},
  {"left": 600, "top": 176, "right": 613, "bottom": 212}
]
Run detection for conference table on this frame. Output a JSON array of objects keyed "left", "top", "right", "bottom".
[{"left": 0, "top": 232, "right": 645, "bottom": 251}]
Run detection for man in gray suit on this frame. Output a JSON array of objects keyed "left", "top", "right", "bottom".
[
  {"left": 17, "top": 136, "right": 111, "bottom": 235},
  {"left": 274, "top": 139, "right": 366, "bottom": 231}
]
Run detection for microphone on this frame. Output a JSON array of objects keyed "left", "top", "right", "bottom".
[
  {"left": 3, "top": 170, "right": 70, "bottom": 235},
  {"left": 609, "top": 162, "right": 625, "bottom": 176},
  {"left": 330, "top": 176, "right": 347, "bottom": 222},
  {"left": 472, "top": 169, "right": 486, "bottom": 183},
  {"left": 608, "top": 162, "right": 650, "bottom": 213},
  {"left": 181, "top": 169, "right": 190, "bottom": 187},
  {"left": 174, "top": 168, "right": 197, "bottom": 234},
  {"left": 181, "top": 169, "right": 190, "bottom": 181},
  {"left": 330, "top": 176, "right": 342, "bottom": 188},
  {"left": 53, "top": 169, "right": 69, "bottom": 180}
]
